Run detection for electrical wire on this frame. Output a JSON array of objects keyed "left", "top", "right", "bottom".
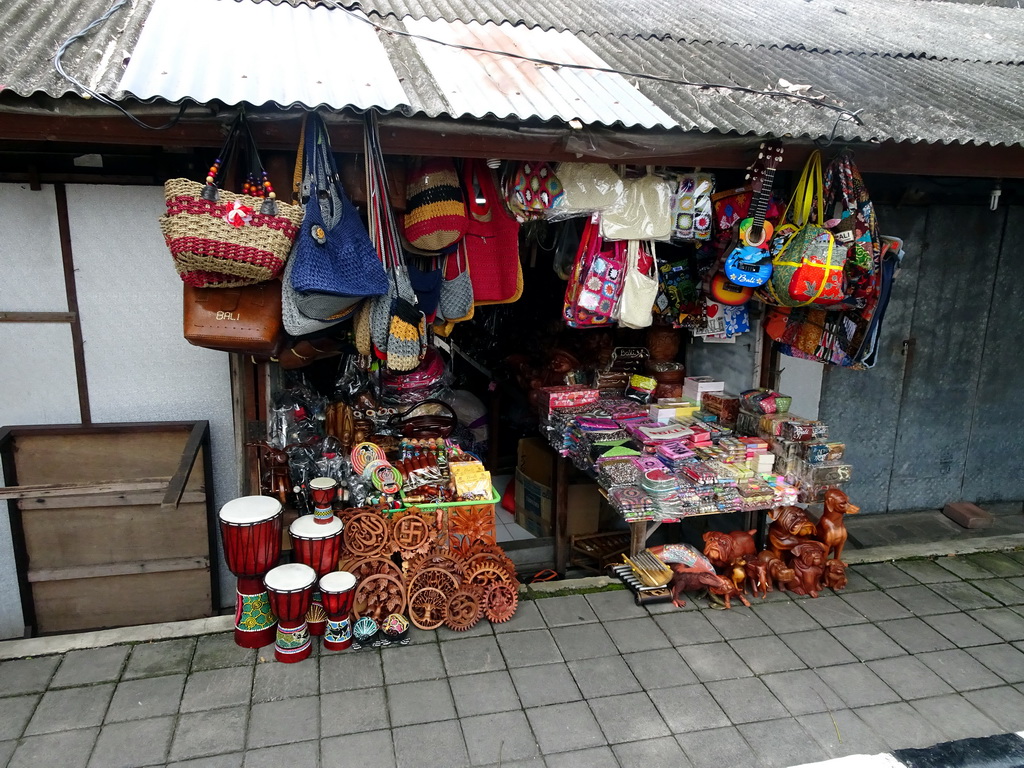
[
  {"left": 53, "top": 0, "right": 187, "bottom": 130},
  {"left": 53, "top": 0, "right": 863, "bottom": 131},
  {"left": 323, "top": 1, "right": 864, "bottom": 124}
]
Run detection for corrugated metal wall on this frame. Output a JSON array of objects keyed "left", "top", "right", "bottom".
[{"left": 818, "top": 204, "right": 1023, "bottom": 514}]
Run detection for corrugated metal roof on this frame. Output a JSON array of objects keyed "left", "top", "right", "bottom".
[
  {"left": 595, "top": 38, "right": 1024, "bottom": 146},
  {"left": 400, "top": 18, "right": 676, "bottom": 129},
  {"left": 337, "top": 0, "right": 1024, "bottom": 63},
  {"left": 0, "top": 0, "right": 1022, "bottom": 147},
  {"left": 0, "top": 0, "right": 153, "bottom": 99},
  {"left": 119, "top": 0, "right": 410, "bottom": 110}
]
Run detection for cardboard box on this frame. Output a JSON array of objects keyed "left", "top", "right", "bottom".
[{"left": 514, "top": 439, "right": 600, "bottom": 537}]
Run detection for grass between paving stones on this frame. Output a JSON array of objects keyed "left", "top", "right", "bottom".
[{"left": 521, "top": 583, "right": 626, "bottom": 600}]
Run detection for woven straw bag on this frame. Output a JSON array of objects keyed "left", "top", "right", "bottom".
[{"left": 160, "top": 113, "right": 303, "bottom": 288}]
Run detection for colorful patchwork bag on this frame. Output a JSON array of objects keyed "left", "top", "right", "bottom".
[
  {"left": 761, "top": 151, "right": 847, "bottom": 308},
  {"left": 506, "top": 161, "right": 564, "bottom": 221},
  {"left": 563, "top": 213, "right": 627, "bottom": 328}
]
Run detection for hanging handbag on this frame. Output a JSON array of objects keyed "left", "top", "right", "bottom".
[
  {"left": 670, "top": 173, "right": 715, "bottom": 242},
  {"left": 288, "top": 114, "right": 389, "bottom": 321},
  {"left": 506, "top": 161, "right": 565, "bottom": 221},
  {"left": 762, "top": 151, "right": 846, "bottom": 308},
  {"left": 182, "top": 280, "right": 285, "bottom": 357},
  {"left": 462, "top": 159, "right": 523, "bottom": 305},
  {"left": 403, "top": 157, "right": 467, "bottom": 251},
  {"left": 600, "top": 170, "right": 673, "bottom": 241},
  {"left": 436, "top": 245, "right": 474, "bottom": 323},
  {"left": 364, "top": 113, "right": 426, "bottom": 372},
  {"left": 556, "top": 162, "right": 623, "bottom": 215},
  {"left": 160, "top": 112, "right": 304, "bottom": 288},
  {"left": 386, "top": 399, "right": 458, "bottom": 439},
  {"left": 563, "top": 213, "right": 626, "bottom": 328},
  {"left": 614, "top": 241, "right": 659, "bottom": 329}
]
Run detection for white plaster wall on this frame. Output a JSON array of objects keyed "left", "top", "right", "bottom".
[
  {"left": 66, "top": 184, "right": 239, "bottom": 609},
  {"left": 0, "top": 184, "right": 81, "bottom": 639}
]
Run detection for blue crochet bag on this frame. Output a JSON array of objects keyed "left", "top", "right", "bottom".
[{"left": 290, "top": 114, "right": 388, "bottom": 321}]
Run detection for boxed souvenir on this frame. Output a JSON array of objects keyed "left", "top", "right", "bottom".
[
  {"left": 702, "top": 392, "right": 740, "bottom": 424},
  {"left": 802, "top": 440, "right": 846, "bottom": 465},
  {"left": 537, "top": 385, "right": 600, "bottom": 413},
  {"left": 683, "top": 376, "right": 725, "bottom": 403},
  {"left": 781, "top": 419, "right": 829, "bottom": 442},
  {"left": 799, "top": 461, "right": 853, "bottom": 486}
]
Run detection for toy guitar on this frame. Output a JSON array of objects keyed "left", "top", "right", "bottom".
[{"left": 723, "top": 141, "right": 784, "bottom": 288}]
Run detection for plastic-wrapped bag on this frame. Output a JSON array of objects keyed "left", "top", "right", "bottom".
[
  {"left": 613, "top": 241, "right": 659, "bottom": 329},
  {"left": 600, "top": 172, "right": 673, "bottom": 241},
  {"left": 552, "top": 163, "right": 624, "bottom": 218}
]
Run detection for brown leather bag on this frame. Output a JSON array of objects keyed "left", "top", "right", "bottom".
[
  {"left": 386, "top": 399, "right": 458, "bottom": 439},
  {"left": 183, "top": 281, "right": 285, "bottom": 357}
]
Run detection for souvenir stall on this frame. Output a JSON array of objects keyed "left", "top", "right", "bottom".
[{"left": 159, "top": 107, "right": 899, "bottom": 659}]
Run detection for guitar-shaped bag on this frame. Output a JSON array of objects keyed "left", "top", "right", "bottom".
[{"left": 723, "top": 141, "right": 784, "bottom": 288}]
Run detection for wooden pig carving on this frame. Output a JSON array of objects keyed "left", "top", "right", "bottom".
[
  {"left": 789, "top": 541, "right": 828, "bottom": 597},
  {"left": 816, "top": 488, "right": 860, "bottom": 561},
  {"left": 824, "top": 559, "right": 848, "bottom": 591},
  {"left": 702, "top": 530, "right": 757, "bottom": 570},
  {"left": 768, "top": 505, "right": 817, "bottom": 559}
]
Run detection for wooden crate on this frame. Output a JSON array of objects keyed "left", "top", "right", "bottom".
[{"left": 0, "top": 421, "right": 217, "bottom": 635}]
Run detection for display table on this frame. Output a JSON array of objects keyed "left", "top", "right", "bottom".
[{"left": 550, "top": 453, "right": 770, "bottom": 576}]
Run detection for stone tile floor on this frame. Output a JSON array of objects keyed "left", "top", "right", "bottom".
[{"left": 5, "top": 551, "right": 1024, "bottom": 768}]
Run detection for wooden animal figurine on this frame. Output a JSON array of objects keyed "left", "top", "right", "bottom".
[
  {"left": 669, "top": 566, "right": 749, "bottom": 609},
  {"left": 746, "top": 556, "right": 771, "bottom": 599},
  {"left": 816, "top": 488, "right": 860, "bottom": 561},
  {"left": 824, "top": 559, "right": 848, "bottom": 590},
  {"left": 789, "top": 541, "right": 828, "bottom": 597},
  {"left": 768, "top": 505, "right": 817, "bottom": 559},
  {"left": 756, "top": 550, "right": 796, "bottom": 592},
  {"left": 702, "top": 530, "right": 757, "bottom": 570},
  {"left": 727, "top": 557, "right": 747, "bottom": 594}
]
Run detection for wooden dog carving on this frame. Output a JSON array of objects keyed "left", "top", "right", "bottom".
[
  {"left": 768, "top": 506, "right": 817, "bottom": 559},
  {"left": 816, "top": 488, "right": 860, "bottom": 561},
  {"left": 702, "top": 530, "right": 757, "bottom": 570},
  {"left": 824, "top": 559, "right": 848, "bottom": 591},
  {"left": 789, "top": 541, "right": 828, "bottom": 597}
]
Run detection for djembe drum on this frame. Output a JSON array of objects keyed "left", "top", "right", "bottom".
[
  {"left": 319, "top": 571, "right": 357, "bottom": 651},
  {"left": 219, "top": 495, "right": 282, "bottom": 648},
  {"left": 308, "top": 476, "right": 338, "bottom": 523},
  {"left": 263, "top": 563, "right": 316, "bottom": 662},
  {"left": 289, "top": 514, "right": 343, "bottom": 636}
]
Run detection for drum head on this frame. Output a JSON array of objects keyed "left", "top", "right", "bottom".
[
  {"left": 320, "top": 571, "right": 356, "bottom": 593},
  {"left": 219, "top": 495, "right": 282, "bottom": 525},
  {"left": 309, "top": 477, "right": 338, "bottom": 490},
  {"left": 290, "top": 514, "right": 343, "bottom": 539},
  {"left": 264, "top": 563, "right": 316, "bottom": 592}
]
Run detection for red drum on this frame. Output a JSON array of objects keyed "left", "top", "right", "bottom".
[
  {"left": 319, "top": 571, "right": 357, "bottom": 651},
  {"left": 289, "top": 514, "right": 343, "bottom": 636},
  {"left": 264, "top": 563, "right": 316, "bottom": 663},
  {"left": 309, "top": 477, "right": 338, "bottom": 522},
  {"left": 219, "top": 496, "right": 282, "bottom": 648}
]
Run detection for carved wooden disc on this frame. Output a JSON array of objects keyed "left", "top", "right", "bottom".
[
  {"left": 340, "top": 555, "right": 402, "bottom": 582},
  {"left": 408, "top": 587, "right": 448, "bottom": 631},
  {"left": 408, "top": 567, "right": 460, "bottom": 599},
  {"left": 353, "top": 573, "right": 407, "bottom": 624},
  {"left": 344, "top": 511, "right": 390, "bottom": 557},
  {"left": 464, "top": 561, "right": 511, "bottom": 591},
  {"left": 444, "top": 588, "right": 483, "bottom": 632},
  {"left": 484, "top": 582, "right": 519, "bottom": 623},
  {"left": 392, "top": 513, "right": 432, "bottom": 556}
]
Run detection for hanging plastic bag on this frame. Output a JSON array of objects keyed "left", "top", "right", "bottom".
[
  {"left": 553, "top": 162, "right": 624, "bottom": 218},
  {"left": 600, "top": 170, "right": 673, "bottom": 241},
  {"left": 563, "top": 213, "right": 626, "bottom": 328}
]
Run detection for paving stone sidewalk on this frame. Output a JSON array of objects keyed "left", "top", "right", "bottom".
[{"left": 4, "top": 550, "right": 1024, "bottom": 768}]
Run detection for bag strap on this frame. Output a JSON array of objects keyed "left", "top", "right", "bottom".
[
  {"left": 784, "top": 150, "right": 823, "bottom": 227},
  {"left": 364, "top": 111, "right": 403, "bottom": 273}
]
